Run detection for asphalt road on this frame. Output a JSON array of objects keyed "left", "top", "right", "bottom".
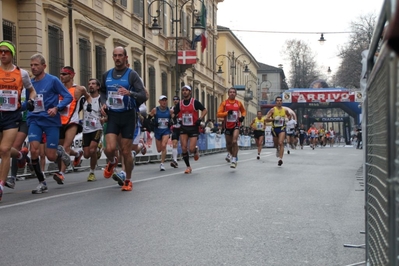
[{"left": 0, "top": 146, "right": 365, "bottom": 266}]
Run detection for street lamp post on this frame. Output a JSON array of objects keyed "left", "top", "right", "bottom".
[
  {"left": 243, "top": 79, "right": 256, "bottom": 124},
  {"left": 215, "top": 51, "right": 251, "bottom": 87},
  {"left": 148, "top": 0, "right": 205, "bottom": 96},
  {"left": 258, "top": 80, "right": 272, "bottom": 105}
]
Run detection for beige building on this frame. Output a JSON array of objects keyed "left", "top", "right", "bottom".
[{"left": 0, "top": 0, "right": 258, "bottom": 121}]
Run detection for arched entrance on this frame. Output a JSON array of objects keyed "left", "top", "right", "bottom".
[{"left": 261, "top": 88, "right": 362, "bottom": 145}]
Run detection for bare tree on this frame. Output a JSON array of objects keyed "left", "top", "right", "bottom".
[
  {"left": 335, "top": 13, "right": 377, "bottom": 89},
  {"left": 282, "top": 39, "right": 320, "bottom": 88}
]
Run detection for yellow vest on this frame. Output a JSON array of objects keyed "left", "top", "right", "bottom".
[{"left": 253, "top": 117, "right": 266, "bottom": 131}]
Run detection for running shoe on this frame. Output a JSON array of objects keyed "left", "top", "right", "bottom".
[
  {"left": 103, "top": 157, "right": 118, "bottom": 178},
  {"left": 160, "top": 163, "right": 165, "bottom": 171},
  {"left": 257, "top": 155, "right": 260, "bottom": 160},
  {"left": 5, "top": 176, "right": 16, "bottom": 189},
  {"left": 112, "top": 171, "right": 126, "bottom": 186},
  {"left": 87, "top": 172, "right": 96, "bottom": 182},
  {"left": 225, "top": 153, "right": 231, "bottom": 163},
  {"left": 17, "top": 147, "right": 29, "bottom": 168},
  {"left": 194, "top": 146, "right": 200, "bottom": 161},
  {"left": 53, "top": 172, "right": 65, "bottom": 185},
  {"left": 73, "top": 150, "right": 84, "bottom": 167},
  {"left": 287, "top": 150, "right": 290, "bottom": 154},
  {"left": 278, "top": 159, "right": 283, "bottom": 166},
  {"left": 184, "top": 167, "right": 192, "bottom": 174},
  {"left": 230, "top": 161, "right": 237, "bottom": 169},
  {"left": 32, "top": 182, "right": 48, "bottom": 194},
  {"left": 121, "top": 179, "right": 133, "bottom": 191},
  {"left": 140, "top": 140, "right": 147, "bottom": 155},
  {"left": 57, "top": 145, "right": 71, "bottom": 166},
  {"left": 0, "top": 184, "right": 3, "bottom": 201},
  {"left": 170, "top": 160, "right": 178, "bottom": 168}
]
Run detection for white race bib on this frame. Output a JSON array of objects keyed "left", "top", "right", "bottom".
[
  {"left": 0, "top": 90, "right": 18, "bottom": 111},
  {"left": 107, "top": 91, "right": 125, "bottom": 109}
]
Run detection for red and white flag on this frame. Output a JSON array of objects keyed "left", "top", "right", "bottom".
[{"left": 177, "top": 50, "right": 197, "bottom": 65}]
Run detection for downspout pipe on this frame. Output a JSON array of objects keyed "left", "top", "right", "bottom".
[
  {"left": 68, "top": 0, "right": 73, "bottom": 67},
  {"left": 142, "top": 1, "right": 146, "bottom": 86}
]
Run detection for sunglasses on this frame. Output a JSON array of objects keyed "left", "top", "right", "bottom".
[
  {"left": 60, "top": 73, "right": 70, "bottom": 76},
  {"left": 173, "top": 98, "right": 179, "bottom": 101},
  {"left": 0, "top": 49, "right": 11, "bottom": 55}
]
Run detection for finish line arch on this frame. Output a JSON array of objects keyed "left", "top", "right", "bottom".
[{"left": 260, "top": 88, "right": 362, "bottom": 145}]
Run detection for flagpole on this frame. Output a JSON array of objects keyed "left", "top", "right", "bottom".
[{"left": 148, "top": 0, "right": 205, "bottom": 98}]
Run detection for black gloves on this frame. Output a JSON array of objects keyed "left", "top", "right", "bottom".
[
  {"left": 195, "top": 118, "right": 202, "bottom": 126},
  {"left": 27, "top": 99, "right": 35, "bottom": 112},
  {"left": 227, "top": 110, "right": 233, "bottom": 115},
  {"left": 86, "top": 103, "right": 92, "bottom": 112},
  {"left": 239, "top": 116, "right": 245, "bottom": 122}
]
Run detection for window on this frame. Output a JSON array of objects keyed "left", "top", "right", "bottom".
[
  {"left": 95, "top": 45, "right": 106, "bottom": 81},
  {"left": 2, "top": 20, "right": 16, "bottom": 63},
  {"left": 133, "top": 0, "right": 144, "bottom": 18},
  {"left": 48, "top": 25, "right": 65, "bottom": 76},
  {"left": 161, "top": 72, "right": 167, "bottom": 96},
  {"left": 195, "top": 87, "right": 199, "bottom": 100},
  {"left": 262, "top": 74, "right": 268, "bottom": 81},
  {"left": 79, "top": 38, "right": 92, "bottom": 86},
  {"left": 114, "top": 0, "right": 127, "bottom": 7},
  {"left": 133, "top": 61, "right": 142, "bottom": 77},
  {"left": 149, "top": 67, "right": 156, "bottom": 108}
]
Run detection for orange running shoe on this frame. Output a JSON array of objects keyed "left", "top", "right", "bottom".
[
  {"left": 184, "top": 167, "right": 192, "bottom": 174},
  {"left": 103, "top": 157, "right": 118, "bottom": 179},
  {"left": 73, "top": 150, "right": 83, "bottom": 167},
  {"left": 17, "top": 147, "right": 29, "bottom": 168},
  {"left": 53, "top": 172, "right": 65, "bottom": 185},
  {"left": 121, "top": 179, "right": 133, "bottom": 191},
  {"left": 193, "top": 146, "right": 199, "bottom": 161}
]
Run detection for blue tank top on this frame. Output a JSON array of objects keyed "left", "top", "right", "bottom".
[
  {"left": 155, "top": 106, "right": 171, "bottom": 130},
  {"left": 105, "top": 68, "right": 134, "bottom": 112}
]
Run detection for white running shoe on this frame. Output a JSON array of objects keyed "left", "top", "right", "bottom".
[{"left": 160, "top": 163, "right": 165, "bottom": 171}]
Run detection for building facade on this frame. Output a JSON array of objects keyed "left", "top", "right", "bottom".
[{"left": 1, "top": 0, "right": 259, "bottom": 121}]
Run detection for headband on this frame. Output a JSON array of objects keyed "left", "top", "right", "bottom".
[
  {"left": 61, "top": 67, "right": 75, "bottom": 78},
  {"left": 0, "top": 41, "right": 16, "bottom": 57}
]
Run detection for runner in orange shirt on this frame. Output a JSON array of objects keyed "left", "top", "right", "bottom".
[{"left": 217, "top": 87, "right": 246, "bottom": 169}]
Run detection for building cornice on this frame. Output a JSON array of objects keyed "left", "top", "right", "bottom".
[{"left": 43, "top": 3, "right": 68, "bottom": 19}]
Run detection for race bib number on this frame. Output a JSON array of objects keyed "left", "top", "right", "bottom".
[
  {"left": 59, "top": 100, "right": 70, "bottom": 117},
  {"left": 274, "top": 117, "right": 284, "bottom": 127},
  {"left": 107, "top": 91, "right": 125, "bottom": 109},
  {"left": 256, "top": 122, "right": 264, "bottom": 130},
  {"left": 182, "top": 113, "right": 193, "bottom": 126},
  {"left": 85, "top": 117, "right": 98, "bottom": 129},
  {"left": 0, "top": 90, "right": 18, "bottom": 111},
  {"left": 227, "top": 111, "right": 238, "bottom": 122},
  {"left": 33, "top": 94, "right": 45, "bottom": 113},
  {"left": 158, "top": 118, "right": 168, "bottom": 129}
]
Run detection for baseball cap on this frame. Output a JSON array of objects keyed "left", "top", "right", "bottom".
[
  {"left": 181, "top": 85, "right": 192, "bottom": 91},
  {"left": 173, "top": 96, "right": 180, "bottom": 100},
  {"left": 159, "top": 95, "right": 167, "bottom": 100}
]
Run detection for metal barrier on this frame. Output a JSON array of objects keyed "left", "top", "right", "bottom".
[
  {"left": 12, "top": 134, "right": 254, "bottom": 179},
  {"left": 365, "top": 0, "right": 399, "bottom": 265}
]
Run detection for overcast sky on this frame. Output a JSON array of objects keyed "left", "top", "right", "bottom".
[{"left": 217, "top": 0, "right": 384, "bottom": 78}]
